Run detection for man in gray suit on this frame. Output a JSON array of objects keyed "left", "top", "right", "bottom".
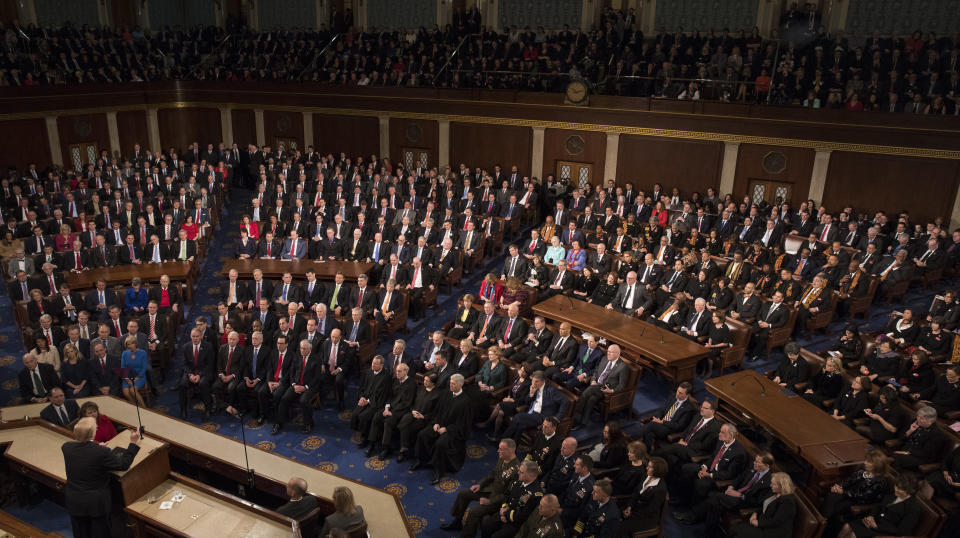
[
  {"left": 92, "top": 324, "right": 122, "bottom": 357},
  {"left": 6, "top": 248, "right": 35, "bottom": 278},
  {"left": 571, "top": 344, "right": 629, "bottom": 430}
]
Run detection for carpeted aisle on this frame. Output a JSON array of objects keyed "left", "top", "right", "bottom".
[{"left": 0, "top": 192, "right": 951, "bottom": 537}]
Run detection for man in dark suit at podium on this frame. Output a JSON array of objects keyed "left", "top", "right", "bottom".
[{"left": 62, "top": 417, "right": 141, "bottom": 538}]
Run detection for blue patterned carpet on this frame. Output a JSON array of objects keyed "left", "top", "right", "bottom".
[{"left": 0, "top": 190, "right": 950, "bottom": 537}]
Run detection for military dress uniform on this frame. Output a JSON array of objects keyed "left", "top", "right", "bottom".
[
  {"left": 543, "top": 452, "right": 577, "bottom": 495},
  {"left": 516, "top": 511, "right": 564, "bottom": 538},
  {"left": 480, "top": 479, "right": 543, "bottom": 538},
  {"left": 560, "top": 475, "right": 595, "bottom": 528},
  {"left": 454, "top": 457, "right": 520, "bottom": 536},
  {"left": 572, "top": 498, "right": 622, "bottom": 537}
]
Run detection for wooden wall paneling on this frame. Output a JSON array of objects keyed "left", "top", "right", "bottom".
[
  {"left": 732, "top": 144, "right": 815, "bottom": 205},
  {"left": 57, "top": 113, "right": 110, "bottom": 166},
  {"left": 231, "top": 109, "right": 257, "bottom": 148},
  {"left": 156, "top": 107, "right": 222, "bottom": 155},
  {"left": 615, "top": 135, "right": 723, "bottom": 196},
  {"left": 542, "top": 128, "right": 606, "bottom": 186},
  {"left": 0, "top": 0, "right": 18, "bottom": 24},
  {"left": 822, "top": 152, "right": 960, "bottom": 224},
  {"left": 262, "top": 110, "right": 305, "bottom": 151},
  {"left": 449, "top": 122, "right": 532, "bottom": 177},
  {"left": 116, "top": 110, "right": 149, "bottom": 156},
  {"left": 388, "top": 118, "right": 438, "bottom": 171},
  {"left": 312, "top": 114, "right": 381, "bottom": 160},
  {"left": 0, "top": 118, "right": 50, "bottom": 171}
]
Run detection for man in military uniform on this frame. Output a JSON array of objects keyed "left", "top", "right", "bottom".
[
  {"left": 480, "top": 460, "right": 543, "bottom": 538},
  {"left": 560, "top": 455, "right": 595, "bottom": 529},
  {"left": 524, "top": 417, "right": 562, "bottom": 472},
  {"left": 572, "top": 478, "right": 622, "bottom": 537},
  {"left": 442, "top": 439, "right": 520, "bottom": 534},
  {"left": 543, "top": 437, "right": 578, "bottom": 495},
  {"left": 516, "top": 494, "right": 564, "bottom": 538}
]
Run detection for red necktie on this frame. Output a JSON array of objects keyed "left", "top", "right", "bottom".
[
  {"left": 413, "top": 268, "right": 420, "bottom": 287},
  {"left": 685, "top": 419, "right": 704, "bottom": 443},
  {"left": 75, "top": 252, "right": 82, "bottom": 269},
  {"left": 505, "top": 319, "right": 514, "bottom": 339},
  {"left": 710, "top": 444, "right": 728, "bottom": 472},
  {"left": 529, "top": 241, "right": 535, "bottom": 252},
  {"left": 48, "top": 276, "right": 55, "bottom": 294},
  {"left": 225, "top": 348, "right": 234, "bottom": 375},
  {"left": 129, "top": 245, "right": 135, "bottom": 261},
  {"left": 45, "top": 329, "right": 52, "bottom": 346},
  {"left": 193, "top": 345, "right": 199, "bottom": 368},
  {"left": 290, "top": 240, "right": 296, "bottom": 256},
  {"left": 140, "top": 228, "right": 146, "bottom": 243},
  {"left": 115, "top": 321, "right": 121, "bottom": 337},
  {"left": 357, "top": 289, "right": 363, "bottom": 307},
  {"left": 299, "top": 356, "right": 307, "bottom": 384},
  {"left": 274, "top": 352, "right": 284, "bottom": 381},
  {"left": 738, "top": 472, "right": 762, "bottom": 493},
  {"left": 267, "top": 243, "right": 271, "bottom": 256},
  {"left": 820, "top": 225, "right": 829, "bottom": 242}
]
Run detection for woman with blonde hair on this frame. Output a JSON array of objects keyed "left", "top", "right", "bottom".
[
  {"left": 319, "top": 486, "right": 366, "bottom": 536},
  {"left": 499, "top": 277, "right": 529, "bottom": 310},
  {"left": 731, "top": 472, "right": 797, "bottom": 538},
  {"left": 61, "top": 343, "right": 90, "bottom": 397}
]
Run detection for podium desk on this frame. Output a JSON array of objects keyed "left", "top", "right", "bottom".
[
  {"left": 1, "top": 397, "right": 413, "bottom": 537},
  {"left": 532, "top": 295, "right": 710, "bottom": 384},
  {"left": 0, "top": 510, "right": 61, "bottom": 537},
  {"left": 126, "top": 474, "right": 292, "bottom": 538}
]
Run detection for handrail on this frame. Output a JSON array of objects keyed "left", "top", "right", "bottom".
[
  {"left": 433, "top": 33, "right": 478, "bottom": 87},
  {"left": 299, "top": 32, "right": 342, "bottom": 80}
]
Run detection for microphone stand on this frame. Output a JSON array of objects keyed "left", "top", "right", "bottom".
[{"left": 237, "top": 413, "right": 256, "bottom": 493}]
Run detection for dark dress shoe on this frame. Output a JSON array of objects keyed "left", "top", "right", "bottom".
[
  {"left": 358, "top": 440, "right": 369, "bottom": 449},
  {"left": 364, "top": 445, "right": 377, "bottom": 458},
  {"left": 440, "top": 521, "right": 463, "bottom": 531},
  {"left": 271, "top": 424, "right": 282, "bottom": 435},
  {"left": 179, "top": 409, "right": 188, "bottom": 420},
  {"left": 430, "top": 472, "right": 442, "bottom": 485},
  {"left": 747, "top": 355, "right": 759, "bottom": 362},
  {"left": 409, "top": 462, "right": 424, "bottom": 471},
  {"left": 203, "top": 409, "right": 211, "bottom": 421},
  {"left": 570, "top": 423, "right": 583, "bottom": 432},
  {"left": 301, "top": 425, "right": 312, "bottom": 433},
  {"left": 377, "top": 449, "right": 390, "bottom": 461},
  {"left": 673, "top": 511, "right": 696, "bottom": 525},
  {"left": 396, "top": 451, "right": 407, "bottom": 463},
  {"left": 256, "top": 416, "right": 265, "bottom": 425}
]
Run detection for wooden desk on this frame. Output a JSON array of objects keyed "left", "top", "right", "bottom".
[
  {"left": 219, "top": 259, "right": 374, "bottom": 281},
  {"left": 0, "top": 509, "right": 62, "bottom": 537},
  {"left": 706, "top": 370, "right": 868, "bottom": 496},
  {"left": 64, "top": 261, "right": 195, "bottom": 301},
  {"left": 0, "top": 397, "right": 412, "bottom": 537},
  {"left": 126, "top": 474, "right": 292, "bottom": 538},
  {"left": 532, "top": 295, "right": 710, "bottom": 384}
]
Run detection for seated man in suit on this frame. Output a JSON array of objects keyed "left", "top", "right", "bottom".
[
  {"left": 747, "top": 291, "right": 789, "bottom": 362},
  {"left": 240, "top": 331, "right": 269, "bottom": 418},
  {"left": 502, "top": 371, "right": 568, "bottom": 441},
  {"left": 571, "top": 345, "right": 629, "bottom": 430},
  {"left": 793, "top": 273, "right": 832, "bottom": 336},
  {"left": 170, "top": 229, "right": 197, "bottom": 262},
  {"left": 178, "top": 328, "right": 215, "bottom": 420},
  {"left": 280, "top": 230, "right": 307, "bottom": 260},
  {"left": 532, "top": 322, "right": 577, "bottom": 376},
  {"left": 497, "top": 304, "right": 529, "bottom": 358},
  {"left": 891, "top": 405, "right": 947, "bottom": 471},
  {"left": 541, "top": 259, "right": 575, "bottom": 300},
  {"left": 468, "top": 300, "right": 502, "bottom": 349},
  {"left": 653, "top": 399, "right": 722, "bottom": 471},
  {"left": 769, "top": 342, "right": 810, "bottom": 393},
  {"left": 836, "top": 260, "right": 870, "bottom": 318},
  {"left": 319, "top": 329, "right": 354, "bottom": 411},
  {"left": 674, "top": 452, "right": 775, "bottom": 530},
  {"left": 677, "top": 423, "right": 749, "bottom": 502},
  {"left": 608, "top": 270, "right": 655, "bottom": 317},
  {"left": 19, "top": 352, "right": 60, "bottom": 403},
  {"left": 635, "top": 382, "right": 697, "bottom": 450},
  {"left": 649, "top": 292, "right": 689, "bottom": 331},
  {"left": 271, "top": 272, "right": 303, "bottom": 314},
  {"left": 275, "top": 477, "right": 319, "bottom": 520},
  {"left": 149, "top": 274, "right": 182, "bottom": 315},
  {"left": 552, "top": 334, "right": 604, "bottom": 391},
  {"left": 343, "top": 307, "right": 371, "bottom": 350},
  {"left": 877, "top": 250, "right": 914, "bottom": 295},
  {"left": 405, "top": 257, "right": 438, "bottom": 320},
  {"left": 352, "top": 355, "right": 393, "bottom": 449},
  {"left": 84, "top": 279, "right": 119, "bottom": 320},
  {"left": 40, "top": 387, "right": 79, "bottom": 426},
  {"left": 729, "top": 282, "right": 761, "bottom": 322}
]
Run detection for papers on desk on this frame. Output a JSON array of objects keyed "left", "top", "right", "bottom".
[
  {"left": 949, "top": 421, "right": 960, "bottom": 433},
  {"left": 159, "top": 501, "right": 174, "bottom": 510}
]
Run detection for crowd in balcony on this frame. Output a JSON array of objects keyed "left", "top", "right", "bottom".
[{"left": 1, "top": 2, "right": 958, "bottom": 113}]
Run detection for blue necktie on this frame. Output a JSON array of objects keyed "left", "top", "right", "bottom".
[
  {"left": 373, "top": 243, "right": 380, "bottom": 260},
  {"left": 350, "top": 323, "right": 358, "bottom": 341}
]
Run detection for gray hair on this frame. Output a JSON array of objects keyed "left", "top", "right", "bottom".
[
  {"left": 917, "top": 406, "right": 938, "bottom": 421},
  {"left": 450, "top": 373, "right": 465, "bottom": 387}
]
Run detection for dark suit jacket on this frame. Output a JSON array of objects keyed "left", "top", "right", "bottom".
[
  {"left": 62, "top": 440, "right": 140, "bottom": 516},
  {"left": 679, "top": 416, "right": 722, "bottom": 458},
  {"left": 18, "top": 363, "right": 60, "bottom": 400},
  {"left": 756, "top": 301, "right": 789, "bottom": 329},
  {"left": 451, "top": 350, "right": 479, "bottom": 378},
  {"left": 320, "top": 340, "right": 354, "bottom": 378},
  {"left": 590, "top": 358, "right": 629, "bottom": 391},
  {"left": 343, "top": 319, "right": 371, "bottom": 345},
  {"left": 732, "top": 293, "right": 762, "bottom": 319},
  {"left": 276, "top": 495, "right": 319, "bottom": 520},
  {"left": 654, "top": 397, "right": 697, "bottom": 433},
  {"left": 705, "top": 441, "right": 749, "bottom": 481},
  {"left": 470, "top": 312, "right": 503, "bottom": 341},
  {"left": 181, "top": 341, "right": 215, "bottom": 378},
  {"left": 386, "top": 376, "right": 417, "bottom": 415},
  {"left": 731, "top": 468, "right": 773, "bottom": 507},
  {"left": 517, "top": 384, "right": 568, "bottom": 418},
  {"left": 498, "top": 317, "right": 529, "bottom": 347},
  {"left": 625, "top": 480, "right": 667, "bottom": 531},
  {"left": 750, "top": 494, "right": 797, "bottom": 538},
  {"left": 88, "top": 353, "right": 121, "bottom": 392},
  {"left": 41, "top": 400, "right": 80, "bottom": 427}
]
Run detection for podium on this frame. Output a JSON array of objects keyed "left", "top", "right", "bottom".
[{"left": 105, "top": 432, "right": 171, "bottom": 505}]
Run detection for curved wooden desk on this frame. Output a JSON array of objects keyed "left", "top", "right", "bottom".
[
  {"left": 219, "top": 259, "right": 374, "bottom": 281},
  {"left": 532, "top": 294, "right": 710, "bottom": 384}
]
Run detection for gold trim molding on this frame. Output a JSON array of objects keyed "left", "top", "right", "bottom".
[{"left": 2, "top": 101, "right": 959, "bottom": 161}]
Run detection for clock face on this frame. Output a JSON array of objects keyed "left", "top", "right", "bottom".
[
  {"left": 566, "top": 81, "right": 587, "bottom": 103},
  {"left": 565, "top": 135, "right": 585, "bottom": 155},
  {"left": 762, "top": 151, "right": 787, "bottom": 175}
]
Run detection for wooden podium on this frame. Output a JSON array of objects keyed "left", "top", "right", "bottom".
[{"left": 104, "top": 432, "right": 171, "bottom": 505}]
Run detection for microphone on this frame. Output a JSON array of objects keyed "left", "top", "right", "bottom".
[
  {"left": 236, "top": 412, "right": 256, "bottom": 493},
  {"left": 731, "top": 374, "right": 767, "bottom": 396}
]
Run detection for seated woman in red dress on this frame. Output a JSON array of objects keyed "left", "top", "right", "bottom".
[
  {"left": 180, "top": 214, "right": 200, "bottom": 240},
  {"left": 478, "top": 273, "right": 503, "bottom": 305},
  {"left": 54, "top": 224, "right": 77, "bottom": 252},
  {"left": 240, "top": 215, "right": 260, "bottom": 239},
  {"left": 80, "top": 401, "right": 118, "bottom": 443}
]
